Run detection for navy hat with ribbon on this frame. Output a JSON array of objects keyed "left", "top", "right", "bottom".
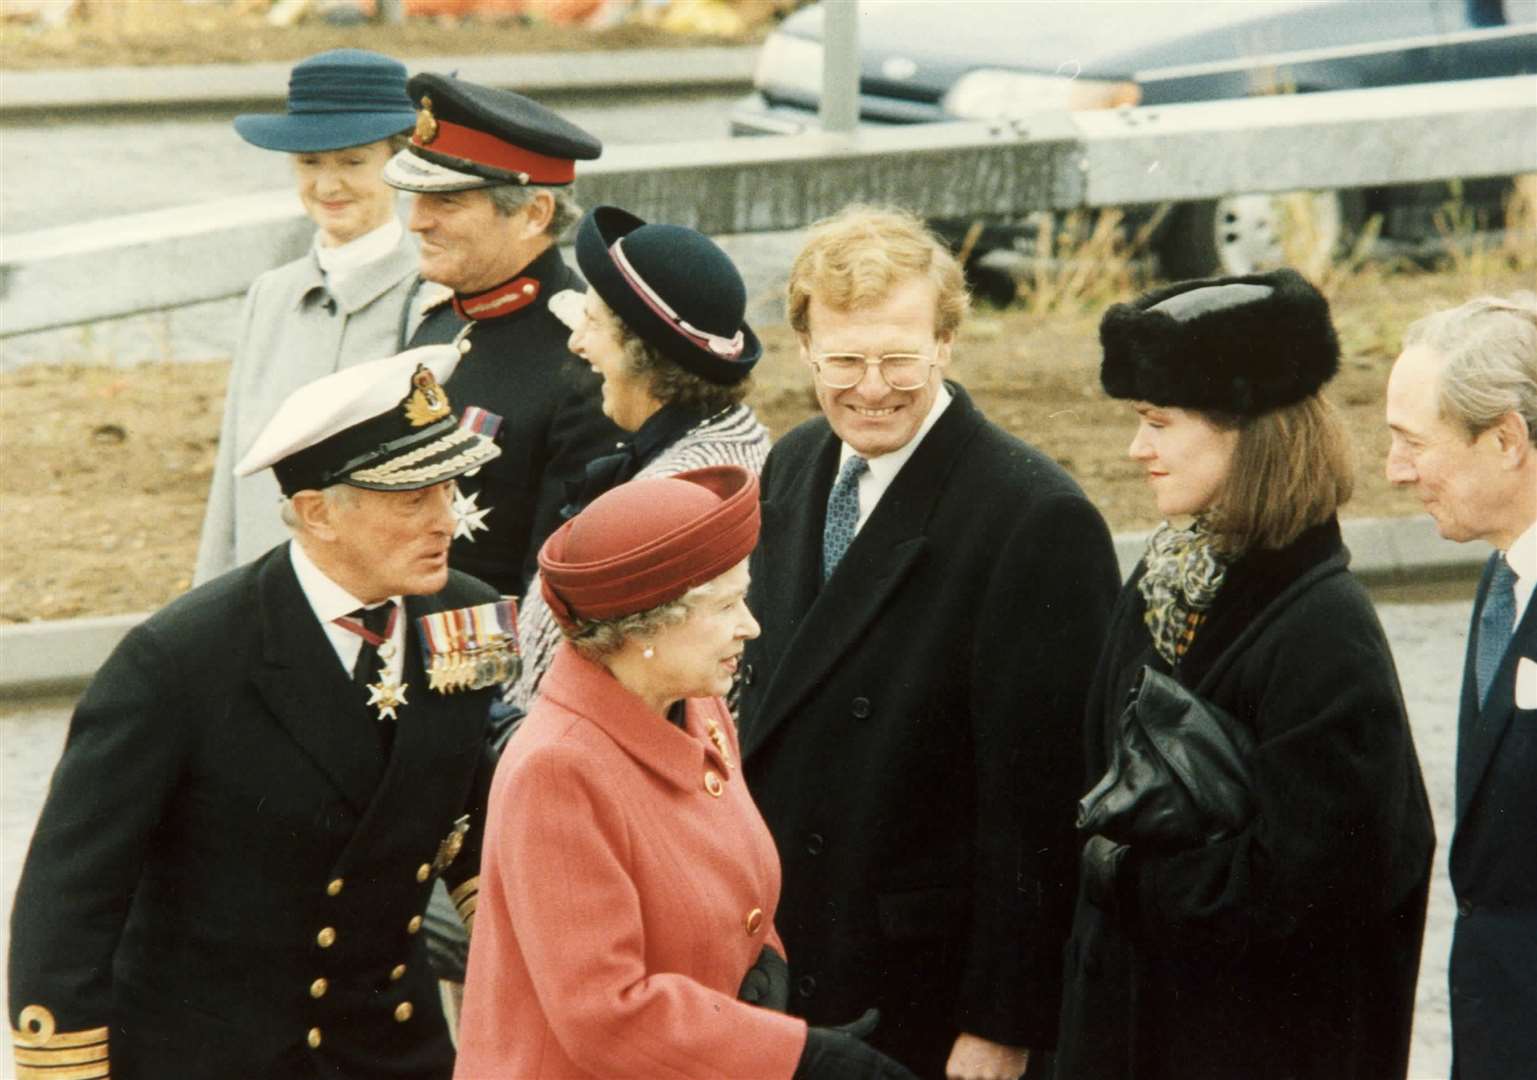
[
  {"left": 382, "top": 72, "right": 602, "bottom": 193},
  {"left": 234, "top": 49, "right": 416, "bottom": 154},
  {"left": 569, "top": 206, "right": 761, "bottom": 386}
]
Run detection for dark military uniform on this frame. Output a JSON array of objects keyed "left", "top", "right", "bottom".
[
  {"left": 8, "top": 549, "right": 498, "bottom": 1079},
  {"left": 409, "top": 245, "right": 623, "bottom": 598}
]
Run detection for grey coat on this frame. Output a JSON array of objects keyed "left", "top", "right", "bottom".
[{"left": 193, "top": 232, "right": 443, "bottom": 583}]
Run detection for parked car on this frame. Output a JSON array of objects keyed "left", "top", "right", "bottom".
[{"left": 733, "top": 0, "right": 1537, "bottom": 282}]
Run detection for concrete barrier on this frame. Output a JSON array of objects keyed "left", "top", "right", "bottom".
[{"left": 4, "top": 74, "right": 1533, "bottom": 338}]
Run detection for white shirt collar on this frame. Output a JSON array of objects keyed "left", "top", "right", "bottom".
[
  {"left": 838, "top": 382, "right": 954, "bottom": 531},
  {"left": 313, "top": 218, "right": 403, "bottom": 284},
  {"left": 289, "top": 540, "right": 405, "bottom": 676}
]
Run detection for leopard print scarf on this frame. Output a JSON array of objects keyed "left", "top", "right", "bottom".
[{"left": 1138, "top": 519, "right": 1229, "bottom": 666}]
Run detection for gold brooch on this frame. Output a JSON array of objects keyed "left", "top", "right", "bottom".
[
  {"left": 403, "top": 364, "right": 451, "bottom": 428},
  {"left": 414, "top": 95, "right": 439, "bottom": 144}
]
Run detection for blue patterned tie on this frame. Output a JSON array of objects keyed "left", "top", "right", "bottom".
[
  {"left": 822, "top": 455, "right": 869, "bottom": 581},
  {"left": 1475, "top": 555, "right": 1518, "bottom": 706}
]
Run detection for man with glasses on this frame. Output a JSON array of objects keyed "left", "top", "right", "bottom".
[{"left": 736, "top": 206, "right": 1119, "bottom": 1079}]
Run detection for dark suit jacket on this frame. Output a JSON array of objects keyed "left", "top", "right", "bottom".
[
  {"left": 738, "top": 383, "right": 1120, "bottom": 1075},
  {"left": 8, "top": 546, "right": 498, "bottom": 1079},
  {"left": 1450, "top": 551, "right": 1537, "bottom": 1080},
  {"left": 409, "top": 245, "right": 624, "bottom": 598}
]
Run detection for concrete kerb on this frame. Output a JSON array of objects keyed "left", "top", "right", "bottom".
[
  {"left": 0, "top": 515, "right": 1485, "bottom": 700},
  {"left": 0, "top": 46, "right": 758, "bottom": 118}
]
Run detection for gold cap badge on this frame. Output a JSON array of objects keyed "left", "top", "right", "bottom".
[
  {"left": 403, "top": 364, "right": 451, "bottom": 428},
  {"left": 414, "top": 95, "right": 439, "bottom": 145}
]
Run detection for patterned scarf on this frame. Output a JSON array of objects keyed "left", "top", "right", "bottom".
[{"left": 1139, "top": 519, "right": 1229, "bottom": 666}]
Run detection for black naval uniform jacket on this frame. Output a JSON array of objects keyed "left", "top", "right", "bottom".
[
  {"left": 1449, "top": 551, "right": 1537, "bottom": 1080},
  {"left": 410, "top": 244, "right": 624, "bottom": 598},
  {"left": 737, "top": 383, "right": 1120, "bottom": 1076},
  {"left": 1054, "top": 520, "right": 1435, "bottom": 1080},
  {"left": 8, "top": 547, "right": 498, "bottom": 1080}
]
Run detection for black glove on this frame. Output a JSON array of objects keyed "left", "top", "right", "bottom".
[
  {"left": 793, "top": 1009, "right": 920, "bottom": 1080},
  {"left": 737, "top": 945, "right": 789, "bottom": 1011},
  {"left": 1082, "top": 834, "right": 1130, "bottom": 912}
]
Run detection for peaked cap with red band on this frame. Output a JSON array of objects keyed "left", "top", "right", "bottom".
[
  {"left": 538, "top": 465, "right": 760, "bottom": 631},
  {"left": 382, "top": 72, "right": 601, "bottom": 193},
  {"left": 574, "top": 205, "right": 762, "bottom": 385}
]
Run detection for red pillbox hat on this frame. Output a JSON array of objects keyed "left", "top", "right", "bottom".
[{"left": 538, "top": 466, "right": 760, "bottom": 631}]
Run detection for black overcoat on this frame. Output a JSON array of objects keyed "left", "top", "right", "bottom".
[
  {"left": 8, "top": 547, "right": 499, "bottom": 1079},
  {"left": 410, "top": 244, "right": 624, "bottom": 598},
  {"left": 1449, "top": 551, "right": 1537, "bottom": 1080},
  {"left": 738, "top": 383, "right": 1120, "bottom": 1075},
  {"left": 1055, "top": 520, "right": 1436, "bottom": 1080}
]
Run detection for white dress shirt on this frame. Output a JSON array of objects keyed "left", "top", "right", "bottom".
[
  {"left": 289, "top": 540, "right": 406, "bottom": 685},
  {"left": 837, "top": 383, "right": 954, "bottom": 534}
]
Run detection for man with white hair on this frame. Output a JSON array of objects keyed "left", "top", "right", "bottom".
[
  {"left": 1385, "top": 294, "right": 1537, "bottom": 1080},
  {"left": 9, "top": 347, "right": 512, "bottom": 1079}
]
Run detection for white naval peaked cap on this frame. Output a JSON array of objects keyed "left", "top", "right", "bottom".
[{"left": 234, "top": 344, "right": 500, "bottom": 495}]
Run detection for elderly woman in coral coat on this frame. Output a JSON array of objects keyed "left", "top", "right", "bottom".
[{"left": 454, "top": 465, "right": 915, "bottom": 1080}]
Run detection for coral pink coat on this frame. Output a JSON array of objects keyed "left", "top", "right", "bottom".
[{"left": 454, "top": 644, "right": 807, "bottom": 1079}]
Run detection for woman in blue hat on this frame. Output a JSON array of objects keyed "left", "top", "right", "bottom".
[
  {"left": 194, "top": 49, "right": 427, "bottom": 585},
  {"left": 504, "top": 205, "right": 773, "bottom": 717}
]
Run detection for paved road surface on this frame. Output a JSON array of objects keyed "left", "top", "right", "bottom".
[{"left": 0, "top": 594, "right": 1472, "bottom": 1079}]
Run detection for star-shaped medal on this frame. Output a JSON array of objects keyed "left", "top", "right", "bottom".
[
  {"left": 451, "top": 483, "right": 491, "bottom": 541},
  {"left": 367, "top": 677, "right": 409, "bottom": 721}
]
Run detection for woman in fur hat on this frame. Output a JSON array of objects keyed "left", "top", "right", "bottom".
[{"left": 1054, "top": 269, "right": 1435, "bottom": 1080}]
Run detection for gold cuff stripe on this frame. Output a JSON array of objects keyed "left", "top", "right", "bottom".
[
  {"left": 12, "top": 1007, "right": 109, "bottom": 1049},
  {"left": 16, "top": 1042, "right": 109, "bottom": 1065},
  {"left": 455, "top": 893, "right": 478, "bottom": 921},
  {"left": 448, "top": 876, "right": 478, "bottom": 905},
  {"left": 16, "top": 1062, "right": 110, "bottom": 1080}
]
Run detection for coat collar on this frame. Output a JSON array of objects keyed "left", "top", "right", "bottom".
[
  {"left": 293, "top": 228, "right": 418, "bottom": 316},
  {"left": 1456, "top": 550, "right": 1537, "bottom": 821},
  {"left": 741, "top": 382, "right": 983, "bottom": 759},
  {"left": 537, "top": 643, "right": 732, "bottom": 790}
]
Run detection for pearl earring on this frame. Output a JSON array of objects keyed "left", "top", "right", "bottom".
[{"left": 642, "top": 646, "right": 655, "bottom": 659}]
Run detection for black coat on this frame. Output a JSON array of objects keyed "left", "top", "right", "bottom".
[
  {"left": 1449, "top": 552, "right": 1537, "bottom": 1080},
  {"left": 7, "top": 547, "right": 499, "bottom": 1079},
  {"left": 410, "top": 245, "right": 624, "bottom": 598},
  {"left": 738, "top": 384, "right": 1120, "bottom": 1076},
  {"left": 1055, "top": 520, "right": 1435, "bottom": 1080}
]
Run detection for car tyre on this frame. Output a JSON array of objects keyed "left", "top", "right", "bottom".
[{"left": 1157, "top": 189, "right": 1364, "bottom": 278}]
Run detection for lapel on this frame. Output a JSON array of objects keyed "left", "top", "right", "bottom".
[
  {"left": 334, "top": 593, "right": 487, "bottom": 872},
  {"left": 1456, "top": 553, "right": 1537, "bottom": 822},
  {"left": 250, "top": 547, "right": 387, "bottom": 814},
  {"left": 741, "top": 385, "right": 982, "bottom": 760},
  {"left": 329, "top": 233, "right": 418, "bottom": 315}
]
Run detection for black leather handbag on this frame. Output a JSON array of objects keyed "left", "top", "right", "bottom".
[{"left": 1077, "top": 666, "right": 1256, "bottom": 848}]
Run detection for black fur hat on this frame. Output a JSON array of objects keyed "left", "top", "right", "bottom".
[{"left": 1099, "top": 268, "right": 1339, "bottom": 416}]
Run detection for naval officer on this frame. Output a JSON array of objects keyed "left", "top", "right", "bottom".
[{"left": 9, "top": 346, "right": 514, "bottom": 1079}]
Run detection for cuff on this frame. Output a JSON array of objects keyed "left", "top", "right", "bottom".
[
  {"left": 450, "top": 875, "right": 479, "bottom": 933},
  {"left": 13, "top": 1005, "right": 109, "bottom": 1080}
]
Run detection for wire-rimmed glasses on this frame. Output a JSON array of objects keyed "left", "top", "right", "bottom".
[{"left": 808, "top": 352, "right": 936, "bottom": 391}]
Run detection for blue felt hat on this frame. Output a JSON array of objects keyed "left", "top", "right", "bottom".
[{"left": 234, "top": 49, "right": 416, "bottom": 153}]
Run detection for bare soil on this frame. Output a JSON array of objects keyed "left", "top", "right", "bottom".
[{"left": 3, "top": 261, "right": 1528, "bottom": 624}]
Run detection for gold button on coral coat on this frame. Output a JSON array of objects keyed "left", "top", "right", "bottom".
[{"left": 454, "top": 644, "right": 807, "bottom": 1079}]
